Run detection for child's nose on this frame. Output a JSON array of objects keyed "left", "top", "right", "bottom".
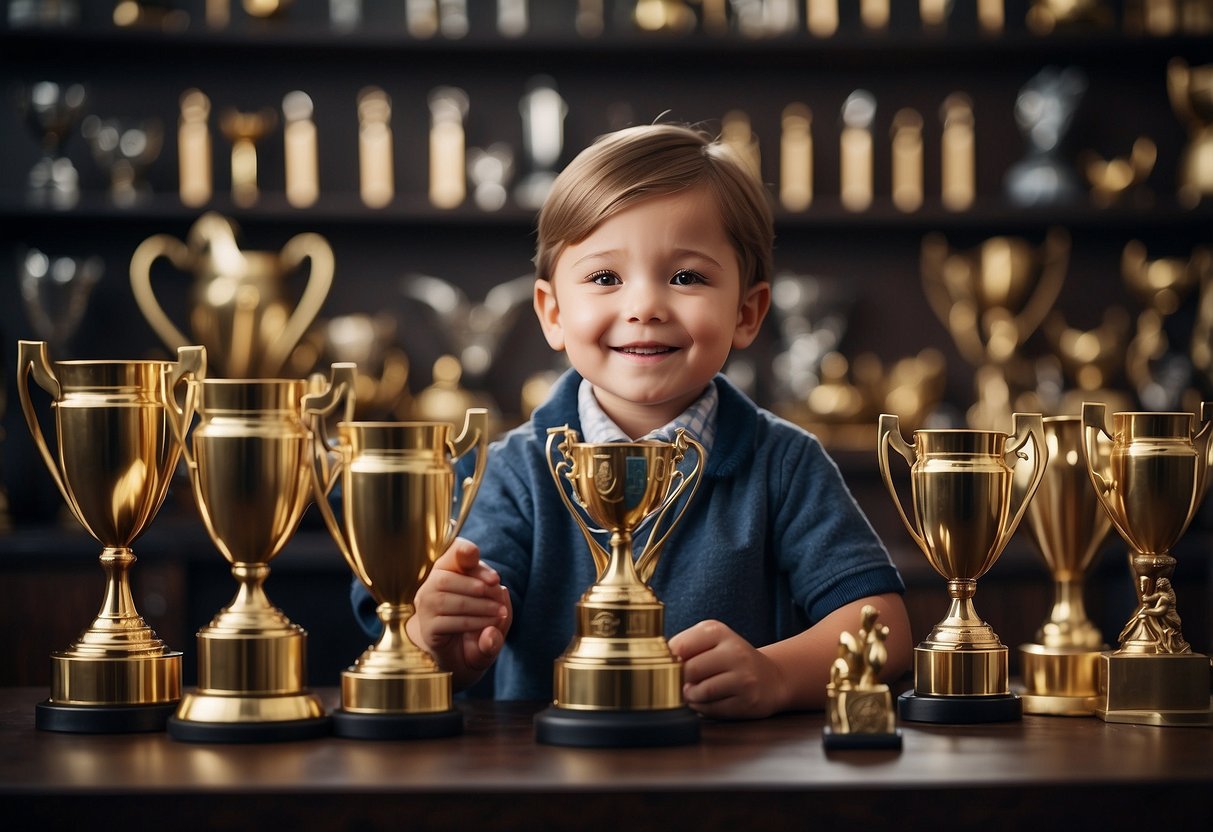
[{"left": 625, "top": 281, "right": 668, "bottom": 323}]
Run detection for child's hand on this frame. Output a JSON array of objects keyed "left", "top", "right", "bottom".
[
  {"left": 668, "top": 620, "right": 786, "bottom": 719},
  {"left": 413, "top": 537, "right": 512, "bottom": 687}
]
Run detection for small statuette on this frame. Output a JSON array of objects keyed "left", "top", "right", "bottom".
[
  {"left": 940, "top": 92, "right": 975, "bottom": 211},
  {"left": 840, "top": 89, "right": 876, "bottom": 212},
  {"left": 824, "top": 605, "right": 902, "bottom": 749},
  {"left": 779, "top": 104, "right": 813, "bottom": 212},
  {"left": 283, "top": 91, "right": 319, "bottom": 208},
  {"left": 178, "top": 88, "right": 212, "bottom": 208},
  {"left": 358, "top": 86, "right": 395, "bottom": 209}
]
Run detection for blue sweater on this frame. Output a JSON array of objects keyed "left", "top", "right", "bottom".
[{"left": 352, "top": 369, "right": 904, "bottom": 701}]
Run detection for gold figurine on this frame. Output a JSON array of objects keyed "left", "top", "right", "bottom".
[{"left": 824, "top": 605, "right": 902, "bottom": 750}]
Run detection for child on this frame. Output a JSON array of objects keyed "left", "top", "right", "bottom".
[{"left": 354, "top": 123, "right": 911, "bottom": 718}]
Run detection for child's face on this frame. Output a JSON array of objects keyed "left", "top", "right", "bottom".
[{"left": 534, "top": 187, "right": 769, "bottom": 434}]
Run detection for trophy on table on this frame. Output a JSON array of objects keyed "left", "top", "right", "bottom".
[
  {"left": 535, "top": 426, "right": 705, "bottom": 747},
  {"left": 166, "top": 364, "right": 356, "bottom": 742},
  {"left": 81, "top": 114, "right": 164, "bottom": 208},
  {"left": 18, "top": 81, "right": 86, "bottom": 209},
  {"left": 880, "top": 412, "right": 1046, "bottom": 723},
  {"left": 17, "top": 340, "right": 205, "bottom": 732},
  {"left": 308, "top": 408, "right": 488, "bottom": 739},
  {"left": 1167, "top": 58, "right": 1213, "bottom": 207},
  {"left": 130, "top": 212, "right": 333, "bottom": 379},
  {"left": 824, "top": 605, "right": 902, "bottom": 750},
  {"left": 1081, "top": 402, "right": 1213, "bottom": 726},
  {"left": 1005, "top": 66, "right": 1088, "bottom": 208}
]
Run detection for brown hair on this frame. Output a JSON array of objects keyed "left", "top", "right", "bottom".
[{"left": 534, "top": 123, "right": 774, "bottom": 289}]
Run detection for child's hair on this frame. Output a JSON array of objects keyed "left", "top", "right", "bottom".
[{"left": 534, "top": 123, "right": 774, "bottom": 289}]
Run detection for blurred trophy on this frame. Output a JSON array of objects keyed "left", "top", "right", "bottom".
[
  {"left": 81, "top": 115, "right": 164, "bottom": 208},
  {"left": 219, "top": 106, "right": 278, "bottom": 208},
  {"left": 1082, "top": 137, "right": 1156, "bottom": 208},
  {"left": 166, "top": 364, "right": 356, "bottom": 742},
  {"left": 467, "top": 142, "right": 514, "bottom": 212},
  {"left": 1026, "top": 0, "right": 1113, "bottom": 32},
  {"left": 308, "top": 409, "right": 488, "bottom": 739},
  {"left": 19, "top": 248, "right": 102, "bottom": 357},
  {"left": 290, "top": 313, "right": 411, "bottom": 420},
  {"left": 1168, "top": 59, "right": 1213, "bottom": 207},
  {"left": 1082, "top": 402, "right": 1213, "bottom": 726},
  {"left": 1005, "top": 66, "right": 1088, "bottom": 207},
  {"left": 17, "top": 340, "right": 205, "bottom": 732},
  {"left": 824, "top": 605, "right": 902, "bottom": 750},
  {"left": 130, "top": 212, "right": 333, "bottom": 378},
  {"left": 880, "top": 412, "right": 1046, "bottom": 723},
  {"left": 1043, "top": 308, "right": 1136, "bottom": 417},
  {"left": 1016, "top": 416, "right": 1112, "bottom": 716},
  {"left": 18, "top": 81, "right": 86, "bottom": 209},
  {"left": 514, "top": 76, "right": 567, "bottom": 211},
  {"left": 535, "top": 426, "right": 705, "bottom": 747},
  {"left": 768, "top": 272, "right": 855, "bottom": 413}
]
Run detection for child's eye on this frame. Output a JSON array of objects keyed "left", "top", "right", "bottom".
[
  {"left": 587, "top": 270, "right": 620, "bottom": 286},
  {"left": 671, "top": 269, "right": 706, "bottom": 286}
]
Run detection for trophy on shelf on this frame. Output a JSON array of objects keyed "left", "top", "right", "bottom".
[
  {"left": 17, "top": 340, "right": 205, "bottom": 732},
  {"left": 824, "top": 604, "right": 902, "bottom": 750},
  {"left": 1015, "top": 416, "right": 1112, "bottom": 716},
  {"left": 1082, "top": 137, "right": 1156, "bottom": 208},
  {"left": 308, "top": 408, "right": 488, "bottom": 739},
  {"left": 289, "top": 313, "right": 411, "bottom": 420},
  {"left": 218, "top": 106, "right": 278, "bottom": 208},
  {"left": 467, "top": 143, "right": 515, "bottom": 212},
  {"left": 81, "top": 114, "right": 164, "bottom": 208},
  {"left": 130, "top": 212, "right": 333, "bottom": 379},
  {"left": 1082, "top": 402, "right": 1213, "bottom": 726},
  {"left": 1167, "top": 58, "right": 1213, "bottom": 207},
  {"left": 879, "top": 412, "right": 1046, "bottom": 723},
  {"left": 514, "top": 76, "right": 567, "bottom": 211},
  {"left": 769, "top": 272, "right": 855, "bottom": 414},
  {"left": 1042, "top": 308, "right": 1136, "bottom": 417},
  {"left": 428, "top": 86, "right": 469, "bottom": 210},
  {"left": 19, "top": 248, "right": 102, "bottom": 357},
  {"left": 166, "top": 363, "right": 356, "bottom": 742},
  {"left": 18, "top": 81, "right": 86, "bottom": 210},
  {"left": 1026, "top": 0, "right": 1114, "bottom": 33},
  {"left": 535, "top": 426, "right": 705, "bottom": 747},
  {"left": 1005, "top": 66, "right": 1088, "bottom": 208}
]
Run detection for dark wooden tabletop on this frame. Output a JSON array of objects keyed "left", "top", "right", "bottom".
[{"left": 2, "top": 687, "right": 1211, "bottom": 830}]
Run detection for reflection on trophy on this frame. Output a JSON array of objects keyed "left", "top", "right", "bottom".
[
  {"left": 219, "top": 106, "right": 277, "bottom": 208},
  {"left": 308, "top": 409, "right": 487, "bottom": 739},
  {"left": 19, "top": 248, "right": 102, "bottom": 357},
  {"left": 1082, "top": 402, "right": 1213, "bottom": 726},
  {"left": 514, "top": 77, "right": 567, "bottom": 211},
  {"left": 81, "top": 115, "right": 164, "bottom": 208},
  {"left": 290, "top": 313, "right": 411, "bottom": 420},
  {"left": 130, "top": 212, "right": 333, "bottom": 378},
  {"left": 1082, "top": 137, "right": 1156, "bottom": 208},
  {"left": 1016, "top": 416, "right": 1112, "bottom": 716},
  {"left": 17, "top": 340, "right": 205, "bottom": 732},
  {"left": 535, "top": 427, "right": 705, "bottom": 747},
  {"left": 880, "top": 412, "right": 1046, "bottom": 723},
  {"left": 167, "top": 364, "right": 355, "bottom": 742},
  {"left": 1167, "top": 59, "right": 1213, "bottom": 207},
  {"left": 1005, "top": 66, "right": 1088, "bottom": 207},
  {"left": 824, "top": 605, "right": 901, "bottom": 750},
  {"left": 18, "top": 81, "right": 86, "bottom": 209}
]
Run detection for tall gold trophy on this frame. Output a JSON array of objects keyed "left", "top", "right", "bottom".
[
  {"left": 308, "top": 409, "right": 488, "bottom": 739},
  {"left": 17, "top": 340, "right": 205, "bottom": 732},
  {"left": 166, "top": 364, "right": 356, "bottom": 742},
  {"left": 535, "top": 426, "right": 704, "bottom": 747},
  {"left": 1016, "top": 416, "right": 1112, "bottom": 716},
  {"left": 1081, "top": 402, "right": 1213, "bottom": 726},
  {"left": 879, "top": 412, "right": 1046, "bottom": 723}
]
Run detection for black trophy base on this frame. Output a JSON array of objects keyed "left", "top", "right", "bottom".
[
  {"left": 35, "top": 700, "right": 177, "bottom": 734},
  {"left": 534, "top": 705, "right": 700, "bottom": 748},
  {"left": 167, "top": 715, "right": 332, "bottom": 743},
  {"left": 898, "top": 690, "right": 1022, "bottom": 724},
  {"left": 332, "top": 708, "right": 463, "bottom": 740},
  {"left": 822, "top": 726, "right": 903, "bottom": 751}
]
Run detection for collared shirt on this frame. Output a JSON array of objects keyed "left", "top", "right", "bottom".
[{"left": 577, "top": 378, "right": 718, "bottom": 453}]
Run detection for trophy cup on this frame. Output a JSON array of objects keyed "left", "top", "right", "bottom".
[
  {"left": 535, "top": 426, "right": 705, "bottom": 747},
  {"left": 824, "top": 605, "right": 901, "bottom": 750},
  {"left": 166, "top": 364, "right": 356, "bottom": 742},
  {"left": 18, "top": 81, "right": 86, "bottom": 210},
  {"left": 1015, "top": 416, "right": 1112, "bottom": 716},
  {"left": 1082, "top": 137, "right": 1156, "bottom": 208},
  {"left": 219, "top": 106, "right": 278, "bottom": 208},
  {"left": 1167, "top": 59, "right": 1213, "bottom": 207},
  {"left": 1081, "top": 402, "right": 1213, "bottom": 726},
  {"left": 1005, "top": 66, "right": 1088, "bottom": 208},
  {"left": 130, "top": 212, "right": 333, "bottom": 379},
  {"left": 19, "top": 248, "right": 102, "bottom": 357},
  {"left": 81, "top": 114, "right": 164, "bottom": 208},
  {"left": 879, "top": 412, "right": 1047, "bottom": 723},
  {"left": 307, "top": 409, "right": 488, "bottom": 739},
  {"left": 17, "top": 340, "right": 206, "bottom": 732}
]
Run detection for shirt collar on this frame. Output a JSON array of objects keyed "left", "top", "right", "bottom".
[{"left": 577, "top": 379, "right": 718, "bottom": 454}]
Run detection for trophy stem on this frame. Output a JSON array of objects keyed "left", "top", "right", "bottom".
[
  {"left": 358, "top": 602, "right": 441, "bottom": 674},
  {"left": 1115, "top": 552, "right": 1191, "bottom": 655},
  {"left": 69, "top": 547, "right": 169, "bottom": 653},
  {"left": 1039, "top": 578, "right": 1101, "bottom": 649},
  {"left": 604, "top": 531, "right": 642, "bottom": 586}
]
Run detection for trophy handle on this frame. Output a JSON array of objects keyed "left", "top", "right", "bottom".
[
  {"left": 1191, "top": 401, "right": 1213, "bottom": 513},
  {"left": 160, "top": 345, "right": 206, "bottom": 481},
  {"left": 129, "top": 233, "right": 194, "bottom": 353},
  {"left": 1013, "top": 227, "right": 1069, "bottom": 346},
  {"left": 877, "top": 413, "right": 927, "bottom": 554},
  {"left": 996, "top": 412, "right": 1047, "bottom": 557},
  {"left": 15, "top": 340, "right": 72, "bottom": 509},
  {"left": 263, "top": 232, "right": 334, "bottom": 377},
  {"left": 445, "top": 407, "right": 489, "bottom": 548},
  {"left": 1081, "top": 401, "right": 1128, "bottom": 543},
  {"left": 546, "top": 426, "right": 610, "bottom": 577},
  {"left": 635, "top": 429, "right": 705, "bottom": 584}
]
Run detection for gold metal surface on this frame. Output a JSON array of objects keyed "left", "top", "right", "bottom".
[
  {"left": 177, "top": 88, "right": 211, "bottom": 208},
  {"left": 779, "top": 103, "right": 812, "bottom": 212},
  {"left": 545, "top": 427, "right": 704, "bottom": 711},
  {"left": 17, "top": 340, "right": 205, "bottom": 708},
  {"left": 940, "top": 93, "right": 975, "bottom": 211},
  {"left": 827, "top": 605, "right": 896, "bottom": 734},
  {"left": 358, "top": 86, "right": 394, "bottom": 209}
]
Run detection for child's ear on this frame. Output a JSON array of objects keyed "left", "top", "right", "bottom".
[
  {"left": 733, "top": 280, "right": 771, "bottom": 349},
  {"left": 533, "top": 278, "right": 565, "bottom": 351}
]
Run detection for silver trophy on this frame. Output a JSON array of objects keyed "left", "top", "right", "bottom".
[
  {"left": 1005, "top": 66, "right": 1088, "bottom": 207},
  {"left": 18, "top": 81, "right": 86, "bottom": 210},
  {"left": 81, "top": 115, "right": 164, "bottom": 208},
  {"left": 769, "top": 272, "right": 856, "bottom": 407},
  {"left": 18, "top": 248, "right": 102, "bottom": 356},
  {"left": 514, "top": 77, "right": 568, "bottom": 211}
]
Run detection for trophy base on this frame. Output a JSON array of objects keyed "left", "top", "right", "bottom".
[
  {"left": 1095, "top": 651, "right": 1213, "bottom": 727},
  {"left": 168, "top": 688, "right": 330, "bottom": 743},
  {"left": 48, "top": 649, "right": 182, "bottom": 707},
  {"left": 332, "top": 707, "right": 463, "bottom": 740},
  {"left": 822, "top": 726, "right": 903, "bottom": 751},
  {"left": 35, "top": 700, "right": 177, "bottom": 733},
  {"left": 1018, "top": 643, "right": 1103, "bottom": 716},
  {"left": 1017, "top": 691, "right": 1099, "bottom": 717},
  {"left": 533, "top": 705, "right": 700, "bottom": 748},
  {"left": 898, "top": 690, "right": 1022, "bottom": 724},
  {"left": 167, "top": 714, "right": 332, "bottom": 743}
]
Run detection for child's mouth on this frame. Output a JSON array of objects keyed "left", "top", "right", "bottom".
[{"left": 615, "top": 345, "right": 677, "bottom": 356}]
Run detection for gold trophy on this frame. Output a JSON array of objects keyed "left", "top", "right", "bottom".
[
  {"left": 879, "top": 412, "right": 1046, "bottom": 723},
  {"left": 166, "top": 364, "right": 356, "bottom": 742},
  {"left": 1016, "top": 416, "right": 1112, "bottom": 716},
  {"left": 1081, "top": 402, "right": 1213, "bottom": 726},
  {"left": 824, "top": 605, "right": 902, "bottom": 750},
  {"left": 130, "top": 212, "right": 333, "bottom": 379},
  {"left": 1167, "top": 59, "right": 1213, "bottom": 207},
  {"left": 535, "top": 426, "right": 704, "bottom": 747},
  {"left": 308, "top": 409, "right": 488, "bottom": 739},
  {"left": 17, "top": 340, "right": 205, "bottom": 732}
]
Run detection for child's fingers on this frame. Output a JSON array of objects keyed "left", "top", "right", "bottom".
[
  {"left": 668, "top": 618, "right": 729, "bottom": 662},
  {"left": 447, "top": 536, "right": 482, "bottom": 573}
]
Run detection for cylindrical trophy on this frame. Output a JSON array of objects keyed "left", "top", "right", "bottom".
[
  {"left": 17, "top": 340, "right": 205, "bottom": 732},
  {"left": 535, "top": 426, "right": 704, "bottom": 747},
  {"left": 879, "top": 412, "right": 1046, "bottom": 723},
  {"left": 1081, "top": 402, "right": 1213, "bottom": 726},
  {"left": 1016, "top": 415, "right": 1111, "bottom": 716},
  {"left": 308, "top": 410, "right": 488, "bottom": 739},
  {"left": 166, "top": 364, "right": 356, "bottom": 742}
]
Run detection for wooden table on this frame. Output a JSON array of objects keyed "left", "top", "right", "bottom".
[{"left": 2, "top": 688, "right": 1210, "bottom": 830}]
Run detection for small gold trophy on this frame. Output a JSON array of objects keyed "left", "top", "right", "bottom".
[
  {"left": 880, "top": 412, "right": 1046, "bottom": 723},
  {"left": 535, "top": 426, "right": 704, "bottom": 747},
  {"left": 824, "top": 605, "right": 902, "bottom": 750},
  {"left": 1081, "top": 402, "right": 1213, "bottom": 726},
  {"left": 1016, "top": 416, "right": 1111, "bottom": 716},
  {"left": 166, "top": 364, "right": 356, "bottom": 742},
  {"left": 308, "top": 410, "right": 488, "bottom": 739},
  {"left": 1167, "top": 59, "right": 1213, "bottom": 207},
  {"left": 17, "top": 340, "right": 205, "bottom": 732}
]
